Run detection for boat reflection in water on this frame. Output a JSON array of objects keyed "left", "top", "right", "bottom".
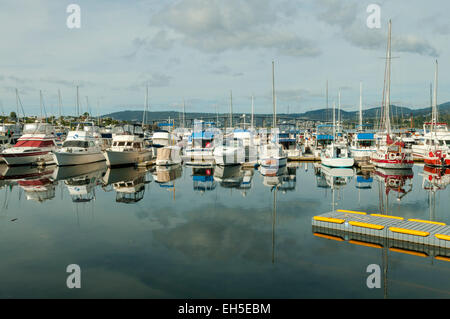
[
  {"left": 192, "top": 166, "right": 216, "bottom": 193},
  {"left": 319, "top": 165, "right": 354, "bottom": 211},
  {"left": 237, "top": 168, "right": 254, "bottom": 197},
  {"left": 103, "top": 166, "right": 151, "bottom": 203},
  {"left": 373, "top": 168, "right": 413, "bottom": 201},
  {"left": 9, "top": 165, "right": 58, "bottom": 202},
  {"left": 278, "top": 163, "right": 297, "bottom": 193},
  {"left": 53, "top": 162, "right": 107, "bottom": 203},
  {"left": 421, "top": 165, "right": 450, "bottom": 191},
  {"left": 259, "top": 165, "right": 288, "bottom": 188},
  {"left": 152, "top": 164, "right": 182, "bottom": 199},
  {"left": 420, "top": 165, "right": 450, "bottom": 221},
  {"left": 214, "top": 165, "right": 243, "bottom": 189}
]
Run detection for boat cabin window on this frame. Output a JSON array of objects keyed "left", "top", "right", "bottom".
[
  {"left": 117, "top": 142, "right": 125, "bottom": 146},
  {"left": 133, "top": 142, "right": 141, "bottom": 148},
  {"left": 63, "top": 140, "right": 89, "bottom": 148}
]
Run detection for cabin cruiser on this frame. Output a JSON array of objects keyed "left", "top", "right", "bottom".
[
  {"left": 349, "top": 132, "right": 376, "bottom": 163},
  {"left": 1, "top": 122, "right": 57, "bottom": 166},
  {"left": 183, "top": 130, "right": 215, "bottom": 166},
  {"left": 274, "top": 132, "right": 302, "bottom": 159},
  {"left": 104, "top": 124, "right": 152, "bottom": 167},
  {"left": 233, "top": 128, "right": 259, "bottom": 163},
  {"left": 213, "top": 138, "right": 245, "bottom": 166},
  {"left": 321, "top": 142, "right": 354, "bottom": 168},
  {"left": 53, "top": 123, "right": 105, "bottom": 166},
  {"left": 258, "top": 142, "right": 287, "bottom": 168}
]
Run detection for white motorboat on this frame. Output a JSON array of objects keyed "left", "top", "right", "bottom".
[
  {"left": 104, "top": 124, "right": 152, "bottom": 167},
  {"left": 1, "top": 122, "right": 57, "bottom": 166},
  {"left": 258, "top": 143, "right": 287, "bottom": 168},
  {"left": 53, "top": 123, "right": 105, "bottom": 166},
  {"left": 213, "top": 138, "right": 245, "bottom": 166}
]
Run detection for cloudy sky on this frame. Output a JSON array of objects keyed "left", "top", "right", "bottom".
[{"left": 0, "top": 0, "right": 449, "bottom": 116}]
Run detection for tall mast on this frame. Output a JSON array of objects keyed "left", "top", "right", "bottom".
[
  {"left": 229, "top": 90, "right": 233, "bottom": 128},
  {"left": 58, "top": 89, "right": 62, "bottom": 120},
  {"left": 76, "top": 85, "right": 80, "bottom": 118},
  {"left": 251, "top": 95, "right": 254, "bottom": 129},
  {"left": 384, "top": 20, "right": 392, "bottom": 135},
  {"left": 432, "top": 60, "right": 438, "bottom": 130},
  {"left": 40, "top": 90, "right": 43, "bottom": 120},
  {"left": 338, "top": 89, "right": 341, "bottom": 131},
  {"left": 15, "top": 88, "right": 20, "bottom": 124},
  {"left": 85, "top": 96, "right": 89, "bottom": 117},
  {"left": 332, "top": 101, "right": 336, "bottom": 141},
  {"left": 272, "top": 60, "right": 276, "bottom": 128},
  {"left": 326, "top": 80, "right": 329, "bottom": 122},
  {"left": 183, "top": 99, "right": 186, "bottom": 128},
  {"left": 359, "top": 82, "right": 363, "bottom": 129},
  {"left": 143, "top": 84, "right": 148, "bottom": 129}
]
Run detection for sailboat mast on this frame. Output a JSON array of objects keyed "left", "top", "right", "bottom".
[
  {"left": 58, "top": 89, "right": 62, "bottom": 120},
  {"left": 40, "top": 90, "right": 43, "bottom": 120},
  {"left": 15, "top": 88, "right": 20, "bottom": 124},
  {"left": 143, "top": 84, "right": 148, "bottom": 129},
  {"left": 432, "top": 60, "right": 438, "bottom": 129},
  {"left": 272, "top": 60, "right": 276, "bottom": 128},
  {"left": 338, "top": 89, "right": 341, "bottom": 131},
  {"left": 183, "top": 99, "right": 186, "bottom": 128},
  {"left": 76, "top": 85, "right": 80, "bottom": 118},
  {"left": 230, "top": 90, "right": 233, "bottom": 128},
  {"left": 385, "top": 20, "right": 392, "bottom": 135},
  {"left": 251, "top": 95, "right": 254, "bottom": 129},
  {"left": 326, "top": 80, "right": 329, "bottom": 123},
  {"left": 359, "top": 82, "right": 363, "bottom": 129},
  {"left": 332, "top": 101, "right": 336, "bottom": 140}
]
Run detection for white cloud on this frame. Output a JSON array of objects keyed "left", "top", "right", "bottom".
[{"left": 147, "top": 0, "right": 321, "bottom": 57}]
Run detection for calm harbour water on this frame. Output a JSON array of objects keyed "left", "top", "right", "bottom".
[{"left": 0, "top": 162, "right": 449, "bottom": 298}]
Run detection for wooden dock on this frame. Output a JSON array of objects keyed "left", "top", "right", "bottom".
[
  {"left": 288, "top": 155, "right": 320, "bottom": 161},
  {"left": 312, "top": 209, "right": 450, "bottom": 248}
]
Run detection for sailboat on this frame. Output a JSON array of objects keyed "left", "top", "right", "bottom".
[
  {"left": 258, "top": 60, "right": 287, "bottom": 169},
  {"left": 370, "top": 20, "right": 414, "bottom": 169},
  {"left": 421, "top": 61, "right": 450, "bottom": 167},
  {"left": 320, "top": 100, "right": 354, "bottom": 168},
  {"left": 349, "top": 82, "right": 376, "bottom": 162}
]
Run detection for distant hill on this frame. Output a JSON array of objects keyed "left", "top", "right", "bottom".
[{"left": 102, "top": 102, "right": 450, "bottom": 123}]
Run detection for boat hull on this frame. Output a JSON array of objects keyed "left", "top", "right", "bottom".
[
  {"left": 259, "top": 157, "right": 287, "bottom": 168},
  {"left": 321, "top": 157, "right": 354, "bottom": 168},
  {"left": 1, "top": 151, "right": 54, "bottom": 166},
  {"left": 104, "top": 150, "right": 152, "bottom": 167},
  {"left": 53, "top": 151, "right": 105, "bottom": 166}
]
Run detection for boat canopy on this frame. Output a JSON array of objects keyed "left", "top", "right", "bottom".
[{"left": 356, "top": 133, "right": 375, "bottom": 140}]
